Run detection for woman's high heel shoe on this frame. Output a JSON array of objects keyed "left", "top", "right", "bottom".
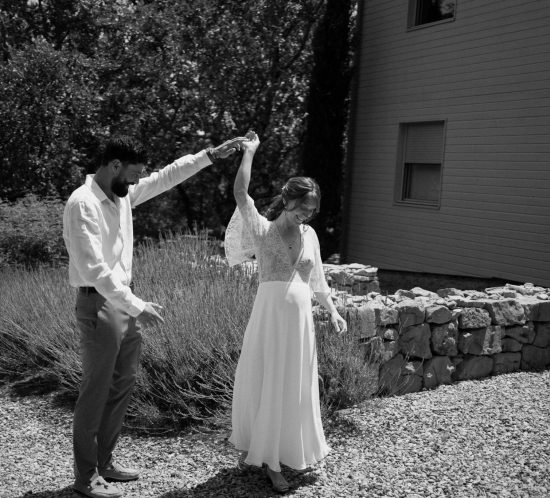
[
  {"left": 237, "top": 451, "right": 250, "bottom": 470},
  {"left": 265, "top": 466, "right": 290, "bottom": 494}
]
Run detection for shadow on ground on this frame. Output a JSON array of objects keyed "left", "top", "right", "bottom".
[
  {"left": 18, "top": 486, "right": 77, "bottom": 497},
  {"left": 158, "top": 465, "right": 319, "bottom": 497}
]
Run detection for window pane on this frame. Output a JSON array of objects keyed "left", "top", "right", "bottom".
[
  {"left": 403, "top": 163, "right": 441, "bottom": 203},
  {"left": 405, "top": 122, "right": 445, "bottom": 163},
  {"left": 415, "top": 0, "right": 455, "bottom": 26}
]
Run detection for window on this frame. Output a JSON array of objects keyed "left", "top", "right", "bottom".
[
  {"left": 408, "top": 0, "right": 456, "bottom": 28},
  {"left": 395, "top": 121, "right": 445, "bottom": 207}
]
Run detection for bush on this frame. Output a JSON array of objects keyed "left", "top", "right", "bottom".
[
  {"left": 316, "top": 314, "right": 379, "bottom": 415},
  {"left": 0, "top": 232, "right": 376, "bottom": 429},
  {"left": 0, "top": 195, "right": 67, "bottom": 268},
  {"left": 0, "top": 40, "right": 102, "bottom": 200}
]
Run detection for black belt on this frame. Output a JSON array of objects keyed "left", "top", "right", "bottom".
[{"left": 79, "top": 282, "right": 134, "bottom": 294}]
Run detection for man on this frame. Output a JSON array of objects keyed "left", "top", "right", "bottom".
[{"left": 63, "top": 135, "right": 245, "bottom": 498}]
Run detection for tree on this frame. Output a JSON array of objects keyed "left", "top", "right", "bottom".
[
  {"left": 0, "top": 39, "right": 103, "bottom": 200},
  {"left": 301, "top": 0, "right": 357, "bottom": 258},
  {"left": 0, "top": 0, "right": 358, "bottom": 247},
  {"left": 88, "top": 0, "right": 325, "bottom": 237}
]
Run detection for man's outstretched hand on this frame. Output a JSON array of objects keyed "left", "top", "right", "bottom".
[
  {"left": 209, "top": 136, "right": 248, "bottom": 160},
  {"left": 137, "top": 302, "right": 164, "bottom": 328}
]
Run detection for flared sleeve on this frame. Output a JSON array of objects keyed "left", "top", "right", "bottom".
[
  {"left": 225, "top": 194, "right": 269, "bottom": 267},
  {"left": 308, "top": 227, "right": 331, "bottom": 298}
]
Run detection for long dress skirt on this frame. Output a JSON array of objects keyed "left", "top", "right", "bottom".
[{"left": 229, "top": 280, "right": 330, "bottom": 472}]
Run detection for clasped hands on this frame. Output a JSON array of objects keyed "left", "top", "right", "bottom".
[
  {"left": 207, "top": 131, "right": 257, "bottom": 161},
  {"left": 207, "top": 131, "right": 259, "bottom": 161}
]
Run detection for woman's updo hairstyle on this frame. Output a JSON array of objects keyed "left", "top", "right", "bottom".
[{"left": 264, "top": 176, "right": 321, "bottom": 222}]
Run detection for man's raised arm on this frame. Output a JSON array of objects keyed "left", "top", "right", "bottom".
[{"left": 130, "top": 137, "right": 247, "bottom": 207}]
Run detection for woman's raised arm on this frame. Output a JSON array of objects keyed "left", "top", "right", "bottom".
[{"left": 234, "top": 131, "right": 260, "bottom": 207}]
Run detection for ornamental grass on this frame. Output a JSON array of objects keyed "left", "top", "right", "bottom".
[{"left": 0, "top": 232, "right": 377, "bottom": 429}]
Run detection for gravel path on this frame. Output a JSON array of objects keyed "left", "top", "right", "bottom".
[{"left": 1, "top": 370, "right": 549, "bottom": 498}]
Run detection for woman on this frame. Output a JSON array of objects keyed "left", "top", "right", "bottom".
[{"left": 225, "top": 132, "right": 347, "bottom": 493}]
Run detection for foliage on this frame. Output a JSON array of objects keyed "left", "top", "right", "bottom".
[
  {"left": 316, "top": 315, "right": 379, "bottom": 416},
  {"left": 0, "top": 0, "right": 358, "bottom": 242},
  {"left": 0, "top": 40, "right": 103, "bottom": 200},
  {"left": 92, "top": 0, "right": 325, "bottom": 233},
  {"left": 0, "top": 232, "right": 375, "bottom": 428},
  {"left": 0, "top": 194, "right": 67, "bottom": 268}
]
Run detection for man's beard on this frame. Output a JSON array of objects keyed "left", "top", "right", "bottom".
[{"left": 111, "top": 177, "right": 130, "bottom": 197}]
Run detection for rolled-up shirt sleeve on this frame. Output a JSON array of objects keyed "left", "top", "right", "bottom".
[{"left": 67, "top": 201, "right": 145, "bottom": 317}]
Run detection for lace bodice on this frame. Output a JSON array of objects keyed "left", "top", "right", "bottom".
[{"left": 225, "top": 195, "right": 330, "bottom": 296}]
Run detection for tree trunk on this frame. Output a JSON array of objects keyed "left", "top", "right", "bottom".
[{"left": 301, "top": 0, "right": 354, "bottom": 259}]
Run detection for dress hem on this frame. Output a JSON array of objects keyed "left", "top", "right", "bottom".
[{"left": 229, "top": 439, "right": 331, "bottom": 472}]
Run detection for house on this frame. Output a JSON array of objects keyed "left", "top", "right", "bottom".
[{"left": 342, "top": 0, "right": 550, "bottom": 286}]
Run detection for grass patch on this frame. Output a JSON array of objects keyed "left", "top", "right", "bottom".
[{"left": 0, "top": 232, "right": 377, "bottom": 430}]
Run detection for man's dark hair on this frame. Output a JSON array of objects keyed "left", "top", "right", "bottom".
[{"left": 101, "top": 136, "right": 147, "bottom": 166}]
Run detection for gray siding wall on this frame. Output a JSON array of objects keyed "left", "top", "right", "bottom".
[{"left": 345, "top": 0, "right": 550, "bottom": 285}]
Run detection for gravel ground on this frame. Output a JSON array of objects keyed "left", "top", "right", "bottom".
[{"left": 1, "top": 370, "right": 549, "bottom": 498}]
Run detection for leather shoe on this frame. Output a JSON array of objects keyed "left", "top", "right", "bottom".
[
  {"left": 99, "top": 461, "right": 140, "bottom": 482},
  {"left": 73, "top": 476, "right": 122, "bottom": 498}
]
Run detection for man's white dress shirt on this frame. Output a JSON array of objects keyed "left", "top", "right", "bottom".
[{"left": 63, "top": 150, "right": 211, "bottom": 317}]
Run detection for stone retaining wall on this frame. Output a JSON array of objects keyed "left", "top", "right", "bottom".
[
  {"left": 228, "top": 258, "right": 549, "bottom": 393},
  {"left": 323, "top": 263, "right": 380, "bottom": 295},
  {"left": 314, "top": 281, "right": 550, "bottom": 395}
]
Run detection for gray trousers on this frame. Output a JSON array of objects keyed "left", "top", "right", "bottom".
[{"left": 73, "top": 291, "right": 142, "bottom": 484}]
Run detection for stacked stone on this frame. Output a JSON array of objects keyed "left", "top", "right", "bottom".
[
  {"left": 323, "top": 263, "right": 380, "bottom": 295},
  {"left": 315, "top": 283, "right": 550, "bottom": 396},
  {"left": 448, "top": 286, "right": 550, "bottom": 379},
  {"left": 364, "top": 289, "right": 451, "bottom": 395},
  {"left": 492, "top": 287, "right": 550, "bottom": 372}
]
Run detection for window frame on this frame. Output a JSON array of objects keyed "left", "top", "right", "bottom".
[
  {"left": 407, "top": 0, "right": 456, "bottom": 31},
  {"left": 394, "top": 120, "right": 447, "bottom": 209}
]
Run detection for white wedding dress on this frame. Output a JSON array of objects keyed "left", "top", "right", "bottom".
[{"left": 225, "top": 194, "right": 331, "bottom": 472}]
